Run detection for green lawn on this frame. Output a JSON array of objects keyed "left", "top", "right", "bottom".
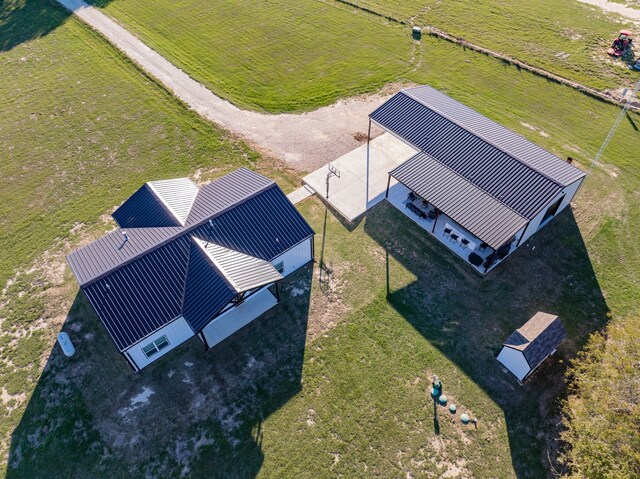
[
  {"left": 0, "top": 0, "right": 297, "bottom": 290},
  {"left": 87, "top": 0, "right": 638, "bottom": 112},
  {"left": 339, "top": 0, "right": 639, "bottom": 92},
  {"left": 84, "top": 0, "right": 413, "bottom": 112},
  {"left": 2, "top": 0, "right": 640, "bottom": 478}
]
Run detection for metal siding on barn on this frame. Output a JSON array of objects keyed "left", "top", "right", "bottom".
[
  {"left": 124, "top": 316, "right": 194, "bottom": 370},
  {"left": 271, "top": 238, "right": 313, "bottom": 276},
  {"left": 390, "top": 152, "right": 527, "bottom": 249},
  {"left": 371, "top": 92, "right": 563, "bottom": 219}
]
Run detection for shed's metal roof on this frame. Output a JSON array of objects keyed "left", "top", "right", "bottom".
[
  {"left": 391, "top": 152, "right": 528, "bottom": 249},
  {"left": 147, "top": 178, "right": 199, "bottom": 225},
  {"left": 371, "top": 89, "right": 572, "bottom": 219},
  {"left": 68, "top": 168, "right": 315, "bottom": 351},
  {"left": 504, "top": 312, "right": 566, "bottom": 370},
  {"left": 194, "top": 239, "right": 282, "bottom": 293}
]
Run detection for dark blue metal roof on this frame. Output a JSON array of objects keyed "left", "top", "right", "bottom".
[
  {"left": 190, "top": 185, "right": 315, "bottom": 262},
  {"left": 369, "top": 87, "right": 581, "bottom": 219},
  {"left": 68, "top": 169, "right": 315, "bottom": 351},
  {"left": 113, "top": 184, "right": 180, "bottom": 228},
  {"left": 182, "top": 240, "right": 237, "bottom": 333},
  {"left": 67, "top": 168, "right": 276, "bottom": 287},
  {"left": 82, "top": 236, "right": 190, "bottom": 351}
]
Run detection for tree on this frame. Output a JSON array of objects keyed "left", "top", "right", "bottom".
[{"left": 560, "top": 316, "right": 640, "bottom": 479}]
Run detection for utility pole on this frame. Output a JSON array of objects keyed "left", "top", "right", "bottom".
[{"left": 589, "top": 80, "right": 640, "bottom": 172}]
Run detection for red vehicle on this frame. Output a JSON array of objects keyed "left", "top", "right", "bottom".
[{"left": 607, "top": 29, "right": 633, "bottom": 57}]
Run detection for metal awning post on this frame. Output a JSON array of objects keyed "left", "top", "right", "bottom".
[{"left": 366, "top": 118, "right": 372, "bottom": 206}]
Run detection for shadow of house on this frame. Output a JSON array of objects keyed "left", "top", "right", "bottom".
[
  {"left": 7, "top": 264, "right": 313, "bottom": 479},
  {"left": 363, "top": 202, "right": 609, "bottom": 479},
  {"left": 1, "top": 0, "right": 68, "bottom": 51},
  {"left": 0, "top": 0, "right": 118, "bottom": 52}
]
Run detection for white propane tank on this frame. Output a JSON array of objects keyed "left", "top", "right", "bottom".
[{"left": 57, "top": 332, "right": 76, "bottom": 357}]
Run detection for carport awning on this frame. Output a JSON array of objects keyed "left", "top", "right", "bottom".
[{"left": 390, "top": 152, "right": 528, "bottom": 249}]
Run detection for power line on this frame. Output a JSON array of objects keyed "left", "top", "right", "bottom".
[{"left": 589, "top": 80, "right": 640, "bottom": 173}]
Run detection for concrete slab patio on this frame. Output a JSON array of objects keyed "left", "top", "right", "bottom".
[{"left": 302, "top": 133, "right": 418, "bottom": 222}]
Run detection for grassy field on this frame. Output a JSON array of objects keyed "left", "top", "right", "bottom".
[
  {"left": 87, "top": 0, "right": 638, "bottom": 112},
  {"left": 2, "top": 0, "right": 640, "bottom": 478},
  {"left": 341, "top": 0, "right": 638, "bottom": 91},
  {"left": 84, "top": 0, "right": 412, "bottom": 112}
]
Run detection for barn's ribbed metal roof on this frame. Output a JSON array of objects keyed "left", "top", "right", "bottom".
[
  {"left": 371, "top": 88, "right": 576, "bottom": 219},
  {"left": 403, "top": 87, "right": 585, "bottom": 186},
  {"left": 391, "top": 152, "right": 528, "bottom": 249},
  {"left": 68, "top": 168, "right": 314, "bottom": 351},
  {"left": 194, "top": 239, "right": 283, "bottom": 293}
]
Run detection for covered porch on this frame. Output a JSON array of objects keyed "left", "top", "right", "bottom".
[{"left": 386, "top": 182, "right": 523, "bottom": 275}]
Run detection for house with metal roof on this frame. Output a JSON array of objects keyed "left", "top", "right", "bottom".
[
  {"left": 67, "top": 168, "right": 314, "bottom": 371},
  {"left": 369, "top": 85, "right": 586, "bottom": 273},
  {"left": 497, "top": 312, "right": 567, "bottom": 381}
]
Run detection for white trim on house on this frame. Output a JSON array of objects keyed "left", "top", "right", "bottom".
[{"left": 270, "top": 237, "right": 313, "bottom": 276}]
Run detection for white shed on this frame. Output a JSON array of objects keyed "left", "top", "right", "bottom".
[{"left": 497, "top": 312, "right": 566, "bottom": 381}]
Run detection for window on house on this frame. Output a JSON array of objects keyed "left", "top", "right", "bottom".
[
  {"left": 142, "top": 335, "right": 170, "bottom": 358},
  {"left": 274, "top": 261, "right": 285, "bottom": 274}
]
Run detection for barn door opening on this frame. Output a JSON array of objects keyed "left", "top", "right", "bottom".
[{"left": 539, "top": 195, "right": 563, "bottom": 228}]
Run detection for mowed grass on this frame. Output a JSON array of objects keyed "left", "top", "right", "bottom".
[
  {"left": 84, "top": 0, "right": 412, "bottom": 112},
  {"left": 90, "top": 0, "right": 637, "bottom": 112},
  {"left": 343, "top": 0, "right": 638, "bottom": 92}
]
